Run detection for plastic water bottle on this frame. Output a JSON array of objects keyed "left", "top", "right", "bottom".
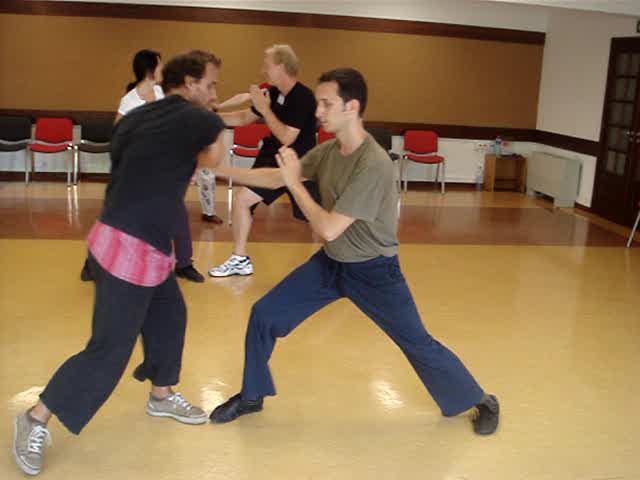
[{"left": 494, "top": 136, "right": 503, "bottom": 157}]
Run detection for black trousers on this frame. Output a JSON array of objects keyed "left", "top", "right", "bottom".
[
  {"left": 40, "top": 255, "right": 187, "bottom": 434},
  {"left": 248, "top": 152, "right": 320, "bottom": 221}
]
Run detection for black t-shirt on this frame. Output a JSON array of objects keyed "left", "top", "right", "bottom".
[
  {"left": 101, "top": 95, "right": 224, "bottom": 255},
  {"left": 251, "top": 82, "right": 317, "bottom": 162}
]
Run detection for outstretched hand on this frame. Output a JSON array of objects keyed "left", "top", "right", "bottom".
[
  {"left": 276, "top": 146, "right": 302, "bottom": 187},
  {"left": 249, "top": 85, "right": 270, "bottom": 115}
]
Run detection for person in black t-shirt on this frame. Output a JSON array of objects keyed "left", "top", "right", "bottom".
[
  {"left": 79, "top": 49, "right": 207, "bottom": 284},
  {"left": 208, "top": 44, "right": 318, "bottom": 278},
  {"left": 12, "top": 51, "right": 227, "bottom": 476}
]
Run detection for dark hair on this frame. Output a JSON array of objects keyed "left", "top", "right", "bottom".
[
  {"left": 126, "top": 49, "right": 161, "bottom": 92},
  {"left": 318, "top": 68, "right": 368, "bottom": 116},
  {"left": 160, "top": 50, "right": 222, "bottom": 93}
]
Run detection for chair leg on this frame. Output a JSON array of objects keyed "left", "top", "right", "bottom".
[
  {"left": 66, "top": 186, "right": 73, "bottom": 225},
  {"left": 66, "top": 147, "right": 72, "bottom": 187},
  {"left": 25, "top": 150, "right": 32, "bottom": 184},
  {"left": 441, "top": 160, "right": 446, "bottom": 195},
  {"left": 73, "top": 147, "right": 79, "bottom": 185},
  {"left": 434, "top": 164, "right": 440, "bottom": 192},
  {"left": 30, "top": 150, "right": 36, "bottom": 184},
  {"left": 402, "top": 158, "right": 408, "bottom": 192},
  {"left": 627, "top": 210, "right": 640, "bottom": 247}
]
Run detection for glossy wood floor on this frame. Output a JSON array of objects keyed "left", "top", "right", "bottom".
[{"left": 1, "top": 181, "right": 639, "bottom": 480}]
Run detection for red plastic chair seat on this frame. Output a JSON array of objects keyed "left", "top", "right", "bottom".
[
  {"left": 226, "top": 124, "right": 270, "bottom": 225},
  {"left": 234, "top": 124, "right": 270, "bottom": 148},
  {"left": 404, "top": 153, "right": 444, "bottom": 164},
  {"left": 318, "top": 127, "right": 336, "bottom": 144},
  {"left": 233, "top": 146, "right": 261, "bottom": 157},
  {"left": 30, "top": 142, "right": 72, "bottom": 153},
  {"left": 26, "top": 117, "right": 74, "bottom": 185}
]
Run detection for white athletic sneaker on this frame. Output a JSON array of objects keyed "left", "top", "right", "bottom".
[{"left": 208, "top": 255, "right": 254, "bottom": 277}]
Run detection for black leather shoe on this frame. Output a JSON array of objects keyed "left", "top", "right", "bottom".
[
  {"left": 202, "top": 213, "right": 224, "bottom": 225},
  {"left": 210, "top": 393, "right": 263, "bottom": 423},
  {"left": 80, "top": 259, "right": 94, "bottom": 282},
  {"left": 132, "top": 363, "right": 148, "bottom": 382},
  {"left": 175, "top": 265, "right": 205, "bottom": 283},
  {"left": 472, "top": 394, "right": 499, "bottom": 435}
]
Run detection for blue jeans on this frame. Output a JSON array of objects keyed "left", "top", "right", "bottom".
[{"left": 241, "top": 249, "right": 484, "bottom": 417}]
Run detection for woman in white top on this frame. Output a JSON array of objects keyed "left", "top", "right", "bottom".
[
  {"left": 118, "top": 50, "right": 222, "bottom": 226},
  {"left": 115, "top": 49, "right": 164, "bottom": 122}
]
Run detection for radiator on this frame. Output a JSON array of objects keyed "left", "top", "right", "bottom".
[{"left": 526, "top": 151, "right": 582, "bottom": 207}]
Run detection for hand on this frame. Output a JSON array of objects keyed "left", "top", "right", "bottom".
[
  {"left": 249, "top": 84, "right": 270, "bottom": 115},
  {"left": 276, "top": 146, "right": 302, "bottom": 188}
]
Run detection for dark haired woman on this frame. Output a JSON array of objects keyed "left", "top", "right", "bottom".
[
  {"left": 115, "top": 49, "right": 164, "bottom": 123},
  {"left": 80, "top": 49, "right": 208, "bottom": 282}
]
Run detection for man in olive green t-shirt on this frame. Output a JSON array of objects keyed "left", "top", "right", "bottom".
[{"left": 210, "top": 68, "right": 500, "bottom": 435}]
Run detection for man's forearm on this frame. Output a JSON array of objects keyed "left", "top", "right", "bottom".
[
  {"left": 219, "top": 110, "right": 253, "bottom": 127},
  {"left": 288, "top": 181, "right": 337, "bottom": 241},
  {"left": 262, "top": 109, "right": 296, "bottom": 146},
  {"left": 215, "top": 165, "right": 283, "bottom": 190},
  {"left": 217, "top": 93, "right": 250, "bottom": 111}
]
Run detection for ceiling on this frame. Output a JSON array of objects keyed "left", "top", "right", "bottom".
[
  {"left": 486, "top": 0, "right": 640, "bottom": 17},
  {"left": 46, "top": 0, "right": 640, "bottom": 18}
]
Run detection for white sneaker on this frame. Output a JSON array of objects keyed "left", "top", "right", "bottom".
[{"left": 208, "top": 255, "right": 254, "bottom": 277}]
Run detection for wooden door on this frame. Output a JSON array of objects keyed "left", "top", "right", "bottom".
[{"left": 593, "top": 37, "right": 640, "bottom": 225}]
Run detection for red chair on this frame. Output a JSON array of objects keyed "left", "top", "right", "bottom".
[
  {"left": 28, "top": 117, "right": 74, "bottom": 186},
  {"left": 627, "top": 201, "right": 640, "bottom": 248},
  {"left": 227, "top": 123, "right": 270, "bottom": 223},
  {"left": 401, "top": 130, "right": 445, "bottom": 194},
  {"left": 318, "top": 126, "right": 336, "bottom": 144}
]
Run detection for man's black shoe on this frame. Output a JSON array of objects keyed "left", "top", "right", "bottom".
[
  {"left": 80, "top": 259, "right": 94, "bottom": 282},
  {"left": 175, "top": 265, "right": 205, "bottom": 283},
  {"left": 209, "top": 393, "right": 263, "bottom": 423},
  {"left": 132, "top": 363, "right": 148, "bottom": 382},
  {"left": 202, "top": 213, "right": 224, "bottom": 225},
  {"left": 472, "top": 394, "right": 499, "bottom": 435}
]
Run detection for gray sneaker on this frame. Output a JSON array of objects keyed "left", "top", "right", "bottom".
[
  {"left": 13, "top": 412, "right": 52, "bottom": 476},
  {"left": 146, "top": 392, "right": 207, "bottom": 425}
]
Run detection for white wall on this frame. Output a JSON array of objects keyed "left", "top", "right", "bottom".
[
  {"left": 394, "top": 137, "right": 486, "bottom": 185},
  {"left": 536, "top": 9, "right": 637, "bottom": 141},
  {"left": 0, "top": 127, "right": 238, "bottom": 175},
  {"left": 534, "top": 9, "right": 637, "bottom": 206},
  {"left": 0, "top": 132, "right": 602, "bottom": 207},
  {"left": 487, "top": 0, "right": 640, "bottom": 17},
  {"left": 7, "top": 2, "right": 639, "bottom": 208},
  {"left": 0, "top": 125, "right": 110, "bottom": 175},
  {"left": 397, "top": 138, "right": 595, "bottom": 207}
]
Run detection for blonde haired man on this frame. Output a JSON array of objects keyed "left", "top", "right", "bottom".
[{"left": 209, "top": 44, "right": 318, "bottom": 278}]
